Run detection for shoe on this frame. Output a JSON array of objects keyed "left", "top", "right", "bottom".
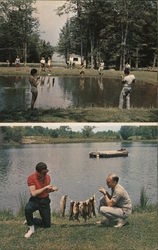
[
  {"left": 23, "top": 220, "right": 27, "bottom": 225},
  {"left": 24, "top": 225, "right": 35, "bottom": 238},
  {"left": 96, "top": 218, "right": 110, "bottom": 226},
  {"left": 114, "top": 219, "right": 128, "bottom": 228}
]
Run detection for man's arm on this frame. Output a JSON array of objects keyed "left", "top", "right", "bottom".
[
  {"left": 29, "top": 185, "right": 52, "bottom": 197},
  {"left": 99, "top": 188, "right": 115, "bottom": 207},
  {"left": 29, "top": 185, "right": 58, "bottom": 197}
]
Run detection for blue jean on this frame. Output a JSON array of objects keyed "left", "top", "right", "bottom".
[{"left": 25, "top": 196, "right": 51, "bottom": 228}]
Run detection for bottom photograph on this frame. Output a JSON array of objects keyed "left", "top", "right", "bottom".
[{"left": 0, "top": 124, "right": 157, "bottom": 250}]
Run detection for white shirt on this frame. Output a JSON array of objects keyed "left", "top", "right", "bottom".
[
  {"left": 40, "top": 59, "right": 45, "bottom": 64},
  {"left": 123, "top": 74, "right": 135, "bottom": 88}
]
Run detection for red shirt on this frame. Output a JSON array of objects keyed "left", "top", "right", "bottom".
[{"left": 27, "top": 172, "right": 51, "bottom": 198}]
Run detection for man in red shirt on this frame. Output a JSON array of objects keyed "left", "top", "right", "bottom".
[{"left": 24, "top": 162, "right": 58, "bottom": 238}]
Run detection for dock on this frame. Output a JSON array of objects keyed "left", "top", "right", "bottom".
[{"left": 89, "top": 148, "right": 128, "bottom": 158}]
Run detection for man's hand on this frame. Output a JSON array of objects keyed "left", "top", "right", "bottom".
[
  {"left": 45, "top": 185, "right": 52, "bottom": 191},
  {"left": 99, "top": 187, "right": 106, "bottom": 195},
  {"left": 50, "top": 186, "right": 58, "bottom": 192}
]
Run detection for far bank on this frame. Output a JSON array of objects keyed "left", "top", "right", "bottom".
[{"left": 0, "top": 66, "right": 157, "bottom": 85}]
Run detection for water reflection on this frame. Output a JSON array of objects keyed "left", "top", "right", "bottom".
[
  {"left": 0, "top": 76, "right": 156, "bottom": 111},
  {"left": 0, "top": 142, "right": 157, "bottom": 213}
]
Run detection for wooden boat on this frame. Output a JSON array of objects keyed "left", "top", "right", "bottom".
[{"left": 89, "top": 148, "right": 128, "bottom": 158}]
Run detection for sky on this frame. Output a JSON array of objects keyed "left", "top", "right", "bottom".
[{"left": 34, "top": 0, "right": 69, "bottom": 46}]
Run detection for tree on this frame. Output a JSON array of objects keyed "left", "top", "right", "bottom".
[
  {"left": 81, "top": 126, "right": 95, "bottom": 138},
  {"left": 0, "top": 0, "right": 39, "bottom": 64},
  {"left": 56, "top": 20, "right": 72, "bottom": 63},
  {"left": 120, "top": 126, "right": 135, "bottom": 140},
  {"left": 39, "top": 40, "right": 54, "bottom": 62},
  {"left": 57, "top": 0, "right": 157, "bottom": 69}
]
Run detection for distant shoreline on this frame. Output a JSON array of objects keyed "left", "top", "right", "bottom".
[
  {"left": 3, "top": 136, "right": 158, "bottom": 146},
  {"left": 0, "top": 66, "right": 157, "bottom": 85}
]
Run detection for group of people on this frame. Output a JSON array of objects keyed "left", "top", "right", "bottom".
[
  {"left": 29, "top": 60, "right": 135, "bottom": 110},
  {"left": 24, "top": 162, "right": 132, "bottom": 238},
  {"left": 40, "top": 56, "right": 51, "bottom": 72}
]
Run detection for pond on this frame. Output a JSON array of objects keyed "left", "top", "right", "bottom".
[
  {"left": 0, "top": 76, "right": 156, "bottom": 111},
  {"left": 0, "top": 141, "right": 157, "bottom": 213}
]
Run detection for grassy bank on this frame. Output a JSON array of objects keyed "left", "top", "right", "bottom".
[
  {"left": 4, "top": 136, "right": 157, "bottom": 146},
  {"left": 0, "top": 107, "right": 157, "bottom": 122},
  {"left": 0, "top": 66, "right": 157, "bottom": 84},
  {"left": 0, "top": 209, "right": 157, "bottom": 250}
]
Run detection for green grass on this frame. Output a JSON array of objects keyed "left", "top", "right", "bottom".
[
  {"left": 0, "top": 210, "right": 157, "bottom": 250},
  {"left": 0, "top": 107, "right": 157, "bottom": 122}
]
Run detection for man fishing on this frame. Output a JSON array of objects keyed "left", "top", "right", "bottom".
[
  {"left": 24, "top": 162, "right": 58, "bottom": 238},
  {"left": 119, "top": 68, "right": 135, "bottom": 109}
]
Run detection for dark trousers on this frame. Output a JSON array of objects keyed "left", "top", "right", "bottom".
[{"left": 25, "top": 196, "right": 51, "bottom": 228}]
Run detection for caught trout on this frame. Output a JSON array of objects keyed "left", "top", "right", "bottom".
[{"left": 60, "top": 195, "right": 68, "bottom": 217}]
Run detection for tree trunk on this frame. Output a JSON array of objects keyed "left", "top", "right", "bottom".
[
  {"left": 90, "top": 35, "right": 94, "bottom": 69},
  {"left": 136, "top": 48, "right": 139, "bottom": 70},
  {"left": 120, "top": 54, "right": 123, "bottom": 71},
  {"left": 24, "top": 42, "right": 27, "bottom": 66},
  {"left": 152, "top": 52, "right": 157, "bottom": 68},
  {"left": 120, "top": 0, "right": 129, "bottom": 71}
]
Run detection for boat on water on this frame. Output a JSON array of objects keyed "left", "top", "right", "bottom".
[{"left": 89, "top": 148, "right": 128, "bottom": 158}]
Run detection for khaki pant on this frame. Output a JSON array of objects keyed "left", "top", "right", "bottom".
[
  {"left": 99, "top": 196, "right": 132, "bottom": 221},
  {"left": 119, "top": 86, "right": 131, "bottom": 109}
]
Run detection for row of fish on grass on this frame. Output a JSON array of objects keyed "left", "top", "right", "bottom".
[{"left": 60, "top": 195, "right": 97, "bottom": 222}]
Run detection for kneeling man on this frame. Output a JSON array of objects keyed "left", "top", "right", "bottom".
[
  {"left": 98, "top": 173, "right": 132, "bottom": 228},
  {"left": 24, "top": 162, "right": 58, "bottom": 238}
]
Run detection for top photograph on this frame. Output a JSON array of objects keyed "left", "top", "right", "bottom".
[{"left": 0, "top": 0, "right": 157, "bottom": 122}]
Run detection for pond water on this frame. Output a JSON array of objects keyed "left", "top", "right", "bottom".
[
  {"left": 0, "top": 141, "right": 157, "bottom": 213},
  {"left": 0, "top": 76, "right": 156, "bottom": 111}
]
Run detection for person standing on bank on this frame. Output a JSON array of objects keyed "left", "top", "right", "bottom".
[
  {"left": 98, "top": 173, "right": 132, "bottom": 228},
  {"left": 15, "top": 55, "right": 20, "bottom": 70},
  {"left": 24, "top": 162, "right": 58, "bottom": 238},
  {"left": 29, "top": 68, "right": 40, "bottom": 110},
  {"left": 47, "top": 56, "right": 51, "bottom": 72},
  {"left": 119, "top": 68, "right": 135, "bottom": 109}
]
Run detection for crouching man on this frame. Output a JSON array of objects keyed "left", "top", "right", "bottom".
[
  {"left": 98, "top": 173, "right": 132, "bottom": 228},
  {"left": 24, "top": 162, "right": 58, "bottom": 238}
]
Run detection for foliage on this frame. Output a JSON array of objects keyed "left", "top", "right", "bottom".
[
  {"left": 120, "top": 126, "right": 158, "bottom": 140},
  {"left": 1, "top": 126, "right": 157, "bottom": 143},
  {"left": 57, "top": 0, "right": 157, "bottom": 69},
  {"left": 0, "top": 209, "right": 14, "bottom": 220},
  {"left": 139, "top": 187, "right": 149, "bottom": 209},
  {"left": 17, "top": 192, "right": 27, "bottom": 217},
  {"left": 81, "top": 125, "right": 95, "bottom": 137},
  {"left": 0, "top": 0, "right": 54, "bottom": 63}
]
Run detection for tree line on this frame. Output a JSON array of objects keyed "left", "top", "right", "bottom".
[
  {"left": 0, "top": 0, "right": 54, "bottom": 65},
  {"left": 1, "top": 126, "right": 157, "bottom": 143},
  {"left": 57, "top": 0, "right": 157, "bottom": 70}
]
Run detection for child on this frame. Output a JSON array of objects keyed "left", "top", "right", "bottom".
[{"left": 29, "top": 68, "right": 40, "bottom": 110}]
